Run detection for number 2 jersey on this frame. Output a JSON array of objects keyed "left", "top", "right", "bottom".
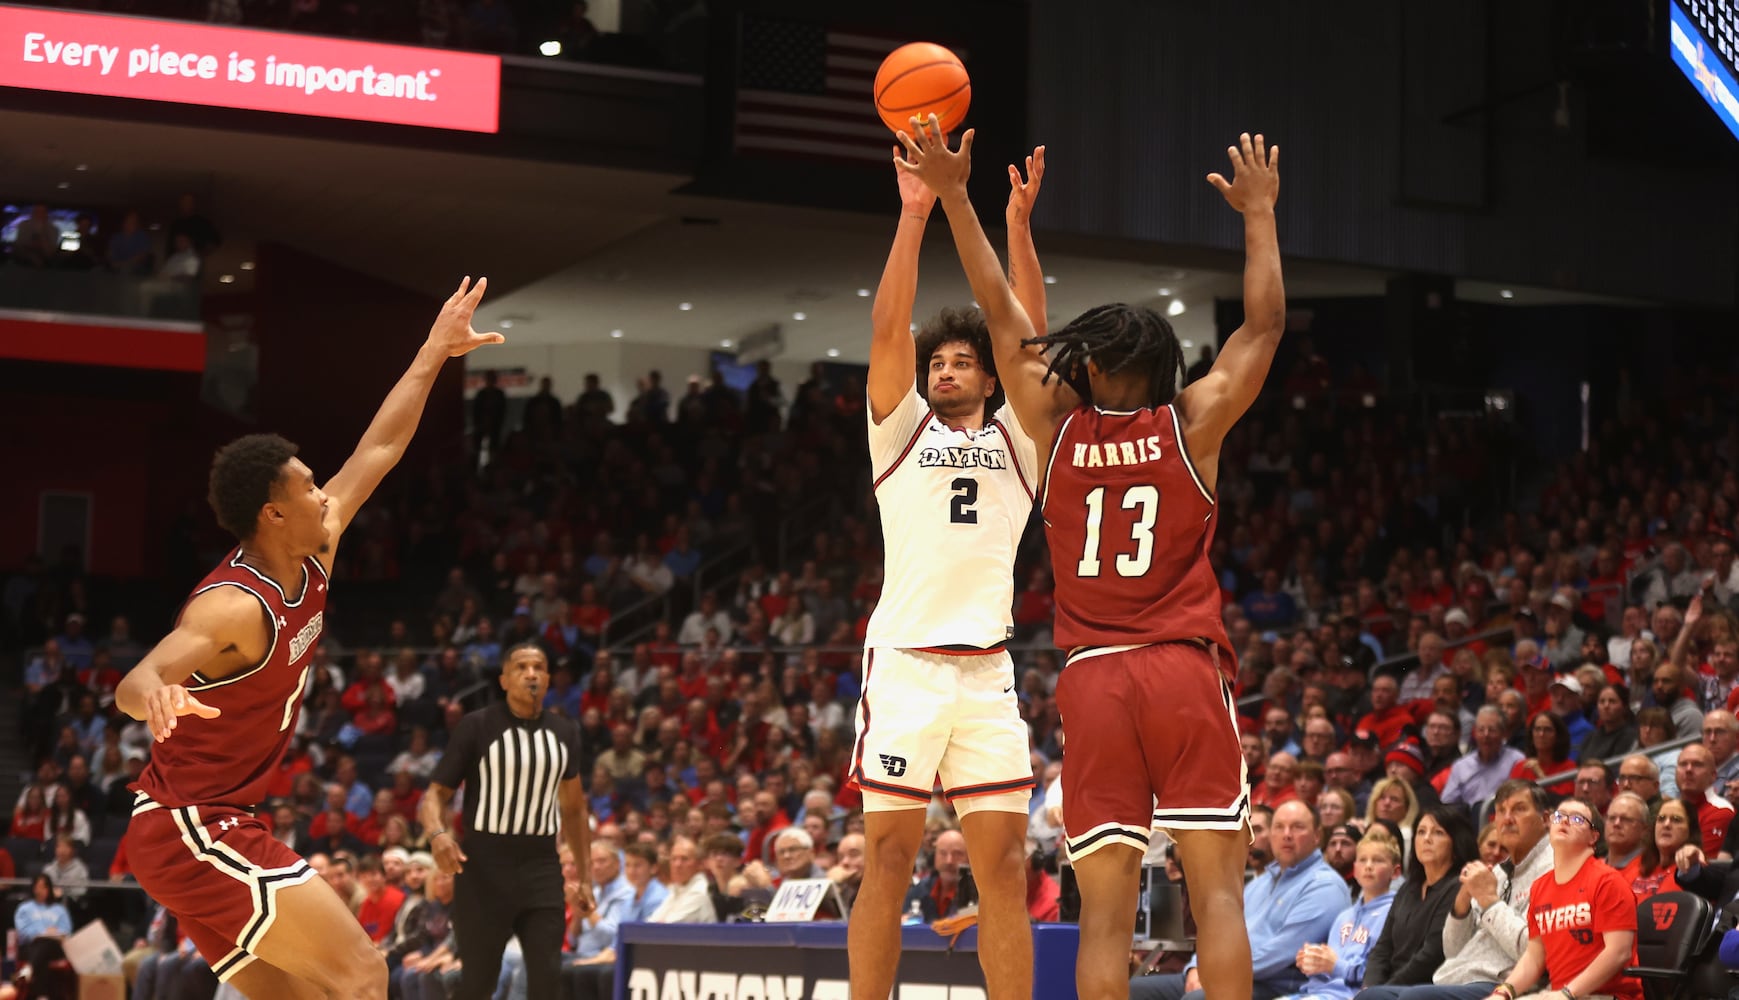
[
  {"left": 1040, "top": 403, "right": 1233, "bottom": 678},
  {"left": 864, "top": 387, "right": 1039, "bottom": 650},
  {"left": 134, "top": 548, "right": 328, "bottom": 808}
]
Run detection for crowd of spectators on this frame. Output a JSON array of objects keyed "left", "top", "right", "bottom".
[
  {"left": 4, "top": 356, "right": 1739, "bottom": 997},
  {"left": 2, "top": 195, "right": 219, "bottom": 278},
  {"left": 11, "top": 0, "right": 706, "bottom": 70}
]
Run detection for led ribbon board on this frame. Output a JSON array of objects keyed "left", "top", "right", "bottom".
[{"left": 0, "top": 4, "right": 500, "bottom": 133}]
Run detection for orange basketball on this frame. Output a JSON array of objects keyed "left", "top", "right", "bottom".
[{"left": 873, "top": 42, "right": 970, "bottom": 135}]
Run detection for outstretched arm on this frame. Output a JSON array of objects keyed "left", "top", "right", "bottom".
[
  {"left": 1175, "top": 133, "right": 1283, "bottom": 478},
  {"left": 1004, "top": 146, "right": 1049, "bottom": 339},
  {"left": 320, "top": 277, "right": 505, "bottom": 565},
  {"left": 867, "top": 152, "right": 935, "bottom": 425},
  {"left": 897, "top": 118, "right": 1072, "bottom": 462}
]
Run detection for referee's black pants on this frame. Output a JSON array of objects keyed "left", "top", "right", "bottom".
[{"left": 450, "top": 843, "right": 565, "bottom": 1000}]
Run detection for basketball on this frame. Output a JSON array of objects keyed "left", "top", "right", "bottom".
[{"left": 873, "top": 42, "right": 971, "bottom": 135}]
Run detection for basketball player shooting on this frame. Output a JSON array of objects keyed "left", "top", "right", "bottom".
[
  {"left": 115, "top": 278, "right": 504, "bottom": 1000},
  {"left": 900, "top": 120, "right": 1283, "bottom": 1000},
  {"left": 845, "top": 133, "right": 1050, "bottom": 1000}
]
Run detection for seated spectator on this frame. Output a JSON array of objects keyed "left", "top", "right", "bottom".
[
  {"left": 387, "top": 727, "right": 442, "bottom": 783},
  {"left": 14, "top": 873, "right": 71, "bottom": 974},
  {"left": 1633, "top": 797, "right": 1696, "bottom": 899},
  {"left": 11, "top": 204, "right": 58, "bottom": 267},
  {"left": 1601, "top": 791, "right": 1651, "bottom": 884},
  {"left": 1510, "top": 711, "right": 1576, "bottom": 798},
  {"left": 1279, "top": 833, "right": 1400, "bottom": 1000},
  {"left": 902, "top": 828, "right": 971, "bottom": 923},
  {"left": 355, "top": 853, "right": 406, "bottom": 944},
  {"left": 42, "top": 836, "right": 89, "bottom": 903},
  {"left": 771, "top": 594, "right": 815, "bottom": 647},
  {"left": 770, "top": 827, "right": 826, "bottom": 889},
  {"left": 12, "top": 785, "right": 48, "bottom": 840},
  {"left": 648, "top": 835, "right": 716, "bottom": 923},
  {"left": 1364, "top": 779, "right": 1419, "bottom": 858},
  {"left": 562, "top": 844, "right": 635, "bottom": 998},
  {"left": 1578, "top": 684, "right": 1638, "bottom": 764},
  {"left": 105, "top": 209, "right": 154, "bottom": 276},
  {"left": 1317, "top": 788, "right": 1357, "bottom": 831},
  {"left": 1362, "top": 806, "right": 1478, "bottom": 990},
  {"left": 1674, "top": 743, "right": 1735, "bottom": 855},
  {"left": 1483, "top": 798, "right": 1640, "bottom": 1000},
  {"left": 1440, "top": 707, "right": 1524, "bottom": 808},
  {"left": 1134, "top": 800, "right": 1346, "bottom": 999},
  {"left": 1546, "top": 675, "right": 1593, "bottom": 756}
]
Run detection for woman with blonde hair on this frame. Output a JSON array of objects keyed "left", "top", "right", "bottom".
[
  {"left": 1364, "top": 777, "right": 1420, "bottom": 856},
  {"left": 1316, "top": 787, "right": 1357, "bottom": 829}
]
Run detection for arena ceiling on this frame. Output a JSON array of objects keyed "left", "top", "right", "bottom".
[{"left": 2, "top": 107, "right": 1644, "bottom": 365}]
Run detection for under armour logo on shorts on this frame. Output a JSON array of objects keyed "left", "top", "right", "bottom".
[
  {"left": 879, "top": 754, "right": 908, "bottom": 778},
  {"left": 218, "top": 818, "right": 239, "bottom": 831}
]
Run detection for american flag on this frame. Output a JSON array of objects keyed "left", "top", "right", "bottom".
[{"left": 734, "top": 17, "right": 963, "bottom": 163}]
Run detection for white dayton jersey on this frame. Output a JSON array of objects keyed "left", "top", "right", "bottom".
[{"left": 864, "top": 386, "right": 1040, "bottom": 649}]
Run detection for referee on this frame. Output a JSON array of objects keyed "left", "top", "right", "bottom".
[{"left": 422, "top": 642, "right": 595, "bottom": 999}]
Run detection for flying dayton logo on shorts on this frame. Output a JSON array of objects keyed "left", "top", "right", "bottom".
[{"left": 878, "top": 754, "right": 908, "bottom": 778}]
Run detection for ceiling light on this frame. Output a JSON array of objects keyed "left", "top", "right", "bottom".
[
  {"left": 826, "top": 349, "right": 840, "bottom": 358},
  {"left": 610, "top": 329, "right": 624, "bottom": 338},
  {"left": 855, "top": 288, "right": 870, "bottom": 297},
  {"left": 74, "top": 164, "right": 88, "bottom": 172},
  {"left": 792, "top": 312, "right": 807, "bottom": 321},
  {"left": 1500, "top": 289, "right": 1515, "bottom": 299},
  {"left": 720, "top": 339, "right": 733, "bottom": 348},
  {"left": 499, "top": 319, "right": 514, "bottom": 329},
  {"left": 1157, "top": 287, "right": 1173, "bottom": 297},
  {"left": 679, "top": 302, "right": 693, "bottom": 311},
  {"left": 539, "top": 40, "right": 562, "bottom": 57},
  {"left": 56, "top": 181, "right": 69, "bottom": 189},
  {"left": 218, "top": 274, "right": 235, "bottom": 284},
  {"left": 148, "top": 223, "right": 161, "bottom": 231},
  {"left": 239, "top": 261, "right": 255, "bottom": 271},
  {"left": 1182, "top": 340, "right": 1194, "bottom": 348},
  {"left": 1166, "top": 299, "right": 1186, "bottom": 317},
  {"left": 1043, "top": 275, "right": 1057, "bottom": 285}
]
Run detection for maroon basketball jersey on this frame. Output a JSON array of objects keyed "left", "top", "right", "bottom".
[
  {"left": 135, "top": 549, "right": 328, "bottom": 807},
  {"left": 1040, "top": 404, "right": 1233, "bottom": 678}
]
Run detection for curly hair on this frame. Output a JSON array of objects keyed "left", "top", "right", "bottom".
[
  {"left": 912, "top": 307, "right": 1006, "bottom": 416},
  {"left": 208, "top": 434, "right": 299, "bottom": 541},
  {"left": 1022, "top": 302, "right": 1184, "bottom": 408}
]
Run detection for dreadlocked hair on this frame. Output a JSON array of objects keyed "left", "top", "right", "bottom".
[{"left": 1022, "top": 303, "right": 1185, "bottom": 408}]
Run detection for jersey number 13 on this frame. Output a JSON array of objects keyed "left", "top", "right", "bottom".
[{"left": 1077, "top": 484, "right": 1160, "bottom": 578}]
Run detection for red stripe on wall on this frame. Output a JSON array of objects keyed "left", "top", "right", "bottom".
[{"left": 0, "top": 316, "right": 206, "bottom": 372}]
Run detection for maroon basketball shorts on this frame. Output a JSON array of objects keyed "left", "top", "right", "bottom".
[
  {"left": 1056, "top": 642, "right": 1249, "bottom": 860},
  {"left": 126, "top": 791, "right": 316, "bottom": 982}
]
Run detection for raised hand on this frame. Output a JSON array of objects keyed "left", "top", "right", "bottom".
[
  {"left": 145, "top": 684, "right": 221, "bottom": 742},
  {"left": 1207, "top": 132, "right": 1279, "bottom": 214},
  {"left": 895, "top": 114, "right": 974, "bottom": 201},
  {"left": 1006, "top": 145, "right": 1045, "bottom": 228},
  {"left": 895, "top": 146, "right": 937, "bottom": 216},
  {"left": 427, "top": 276, "right": 507, "bottom": 358}
]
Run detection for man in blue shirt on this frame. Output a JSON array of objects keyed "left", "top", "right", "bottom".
[{"left": 1133, "top": 800, "right": 1349, "bottom": 999}]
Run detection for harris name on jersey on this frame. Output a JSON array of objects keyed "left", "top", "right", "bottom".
[{"left": 1068, "top": 434, "right": 1164, "bottom": 469}]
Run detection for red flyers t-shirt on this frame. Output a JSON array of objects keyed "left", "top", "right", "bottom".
[{"left": 1527, "top": 856, "right": 1641, "bottom": 1000}]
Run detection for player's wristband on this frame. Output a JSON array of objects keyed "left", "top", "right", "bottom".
[
  {"left": 429, "top": 829, "right": 450, "bottom": 841},
  {"left": 1559, "top": 989, "right": 1575, "bottom": 1000}
]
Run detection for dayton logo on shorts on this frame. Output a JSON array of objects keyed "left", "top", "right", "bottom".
[
  {"left": 878, "top": 754, "right": 908, "bottom": 778},
  {"left": 1652, "top": 901, "right": 1679, "bottom": 929}
]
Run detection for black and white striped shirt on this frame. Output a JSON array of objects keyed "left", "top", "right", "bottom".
[{"left": 432, "top": 702, "right": 582, "bottom": 839}]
